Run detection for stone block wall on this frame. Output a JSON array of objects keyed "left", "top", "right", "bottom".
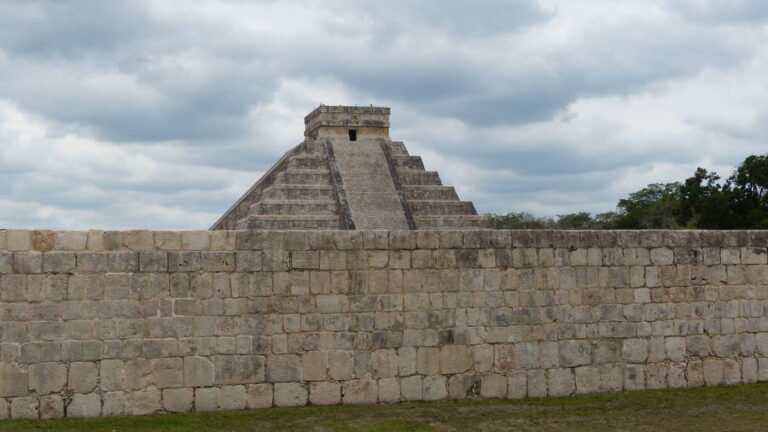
[{"left": 1, "top": 229, "right": 768, "bottom": 419}]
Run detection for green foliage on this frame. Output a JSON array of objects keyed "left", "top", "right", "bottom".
[
  {"left": 491, "top": 153, "right": 768, "bottom": 230},
  {"left": 613, "top": 182, "right": 681, "bottom": 229}
]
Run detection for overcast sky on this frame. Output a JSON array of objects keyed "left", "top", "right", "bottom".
[{"left": 1, "top": 0, "right": 767, "bottom": 229}]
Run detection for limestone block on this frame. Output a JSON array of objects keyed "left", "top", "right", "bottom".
[
  {"left": 574, "top": 366, "right": 599, "bottom": 394},
  {"left": 622, "top": 339, "right": 649, "bottom": 363},
  {"left": 370, "top": 349, "right": 397, "bottom": 378},
  {"left": 447, "top": 374, "right": 480, "bottom": 400},
  {"left": 152, "top": 357, "right": 184, "bottom": 388},
  {"left": 184, "top": 356, "right": 215, "bottom": 387},
  {"left": 547, "top": 368, "right": 575, "bottom": 397},
  {"left": 399, "top": 376, "right": 422, "bottom": 401},
  {"left": 309, "top": 382, "right": 341, "bottom": 406},
  {"left": 76, "top": 252, "right": 107, "bottom": 272},
  {"left": 664, "top": 337, "right": 686, "bottom": 362},
  {"left": 743, "top": 358, "right": 758, "bottom": 383},
  {"left": 273, "top": 382, "right": 307, "bottom": 407},
  {"left": 504, "top": 370, "right": 526, "bottom": 399},
  {"left": 667, "top": 363, "right": 687, "bottom": 388},
  {"left": 266, "top": 354, "right": 300, "bottom": 382},
  {"left": 723, "top": 359, "right": 742, "bottom": 385},
  {"left": 416, "top": 347, "right": 440, "bottom": 375},
  {"left": 559, "top": 340, "right": 591, "bottom": 367},
  {"left": 646, "top": 364, "right": 668, "bottom": 389},
  {"left": 0, "top": 363, "right": 28, "bottom": 397},
  {"left": 108, "top": 252, "right": 138, "bottom": 272},
  {"left": 201, "top": 251, "right": 236, "bottom": 272},
  {"left": 480, "top": 374, "right": 507, "bottom": 398},
  {"left": 153, "top": 231, "right": 181, "bottom": 251},
  {"left": 181, "top": 231, "right": 210, "bottom": 250},
  {"left": 0, "top": 398, "right": 7, "bottom": 420},
  {"left": 422, "top": 376, "right": 447, "bottom": 401},
  {"left": 472, "top": 344, "right": 494, "bottom": 372},
  {"left": 163, "top": 388, "right": 193, "bottom": 413},
  {"left": 0, "top": 252, "right": 12, "bottom": 274},
  {"left": 623, "top": 364, "right": 645, "bottom": 391},
  {"left": 316, "top": 295, "right": 349, "bottom": 313},
  {"left": 123, "top": 231, "right": 154, "bottom": 251},
  {"left": 39, "top": 394, "right": 64, "bottom": 419},
  {"left": 68, "top": 393, "right": 101, "bottom": 418},
  {"left": 494, "top": 344, "right": 516, "bottom": 372},
  {"left": 219, "top": 385, "right": 247, "bottom": 410},
  {"left": 196, "top": 387, "right": 220, "bottom": 412},
  {"left": 139, "top": 252, "right": 168, "bottom": 272},
  {"left": 378, "top": 378, "right": 400, "bottom": 403},
  {"left": 7, "top": 230, "right": 30, "bottom": 251},
  {"left": 527, "top": 369, "right": 547, "bottom": 398},
  {"left": 650, "top": 248, "right": 674, "bottom": 265},
  {"left": 235, "top": 251, "right": 262, "bottom": 272},
  {"left": 102, "top": 391, "right": 130, "bottom": 416},
  {"left": 14, "top": 252, "right": 42, "bottom": 273},
  {"left": 246, "top": 383, "right": 273, "bottom": 409},
  {"left": 10, "top": 396, "right": 38, "bottom": 419},
  {"left": 214, "top": 355, "right": 265, "bottom": 384},
  {"left": 69, "top": 362, "right": 99, "bottom": 393},
  {"left": 301, "top": 351, "right": 328, "bottom": 381},
  {"left": 131, "top": 389, "right": 162, "bottom": 415},
  {"left": 169, "top": 252, "right": 202, "bottom": 272},
  {"left": 43, "top": 252, "right": 76, "bottom": 273},
  {"left": 712, "top": 334, "right": 740, "bottom": 358},
  {"left": 436, "top": 345, "right": 471, "bottom": 375}
]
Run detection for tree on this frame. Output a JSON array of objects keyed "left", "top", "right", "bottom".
[{"left": 613, "top": 182, "right": 681, "bottom": 229}]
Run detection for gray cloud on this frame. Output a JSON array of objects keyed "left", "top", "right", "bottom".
[{"left": 1, "top": 0, "right": 767, "bottom": 228}]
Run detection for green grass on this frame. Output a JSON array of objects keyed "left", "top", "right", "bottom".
[{"left": 4, "top": 384, "right": 768, "bottom": 432}]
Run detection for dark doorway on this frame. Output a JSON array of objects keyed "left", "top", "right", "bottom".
[{"left": 348, "top": 129, "right": 357, "bottom": 141}]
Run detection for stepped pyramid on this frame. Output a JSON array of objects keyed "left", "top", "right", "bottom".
[{"left": 211, "top": 106, "right": 492, "bottom": 230}]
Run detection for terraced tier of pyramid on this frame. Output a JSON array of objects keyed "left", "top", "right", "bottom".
[{"left": 211, "top": 106, "right": 492, "bottom": 230}]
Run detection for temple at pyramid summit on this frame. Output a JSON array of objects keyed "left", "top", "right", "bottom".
[{"left": 211, "top": 105, "right": 492, "bottom": 230}]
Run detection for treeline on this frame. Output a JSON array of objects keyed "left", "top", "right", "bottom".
[{"left": 489, "top": 154, "right": 768, "bottom": 230}]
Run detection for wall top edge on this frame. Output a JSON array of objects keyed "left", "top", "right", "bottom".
[{"left": 0, "top": 229, "right": 766, "bottom": 252}]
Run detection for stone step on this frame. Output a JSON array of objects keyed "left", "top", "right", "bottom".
[
  {"left": 388, "top": 141, "right": 409, "bottom": 155},
  {"left": 250, "top": 199, "right": 339, "bottom": 215},
  {"left": 414, "top": 215, "right": 494, "bottom": 229},
  {"left": 267, "top": 184, "right": 337, "bottom": 200},
  {"left": 391, "top": 155, "right": 425, "bottom": 170},
  {"left": 276, "top": 169, "right": 332, "bottom": 185},
  {"left": 289, "top": 155, "right": 329, "bottom": 170},
  {"left": 398, "top": 170, "right": 442, "bottom": 185},
  {"left": 408, "top": 200, "right": 477, "bottom": 216},
  {"left": 403, "top": 185, "right": 459, "bottom": 200},
  {"left": 238, "top": 214, "right": 342, "bottom": 230}
]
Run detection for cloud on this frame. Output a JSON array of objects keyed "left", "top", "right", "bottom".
[{"left": 1, "top": 0, "right": 767, "bottom": 228}]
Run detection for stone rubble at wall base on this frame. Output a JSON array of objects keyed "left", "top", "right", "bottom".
[{"left": 1, "top": 228, "right": 768, "bottom": 418}]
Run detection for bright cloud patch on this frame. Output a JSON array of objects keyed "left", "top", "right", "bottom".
[{"left": 1, "top": 0, "right": 767, "bottom": 228}]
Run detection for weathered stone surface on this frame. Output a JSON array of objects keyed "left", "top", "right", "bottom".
[
  {"left": 69, "top": 362, "right": 99, "bottom": 393},
  {"left": 184, "top": 356, "right": 215, "bottom": 387},
  {"left": 103, "top": 392, "right": 131, "bottom": 417},
  {"left": 39, "top": 394, "right": 64, "bottom": 419},
  {"left": 67, "top": 393, "right": 101, "bottom": 418},
  {"left": 310, "top": 382, "right": 342, "bottom": 405},
  {"left": 10, "top": 396, "right": 38, "bottom": 419},
  {"left": 195, "top": 387, "right": 220, "bottom": 412},
  {"left": 246, "top": 383, "right": 273, "bottom": 409},
  {"left": 0, "top": 364, "right": 28, "bottom": 397},
  {"left": 219, "top": 385, "right": 247, "bottom": 410},
  {"left": 273, "top": 383, "right": 307, "bottom": 407},
  {"left": 163, "top": 388, "right": 193, "bottom": 413}
]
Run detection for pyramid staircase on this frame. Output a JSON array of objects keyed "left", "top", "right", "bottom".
[
  {"left": 211, "top": 141, "right": 347, "bottom": 230},
  {"left": 211, "top": 138, "right": 492, "bottom": 230},
  {"left": 385, "top": 141, "right": 493, "bottom": 229}
]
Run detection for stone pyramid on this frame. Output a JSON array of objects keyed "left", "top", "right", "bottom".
[{"left": 211, "top": 105, "right": 492, "bottom": 230}]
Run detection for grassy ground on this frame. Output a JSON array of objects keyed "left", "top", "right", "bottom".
[{"left": 3, "top": 384, "right": 768, "bottom": 432}]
